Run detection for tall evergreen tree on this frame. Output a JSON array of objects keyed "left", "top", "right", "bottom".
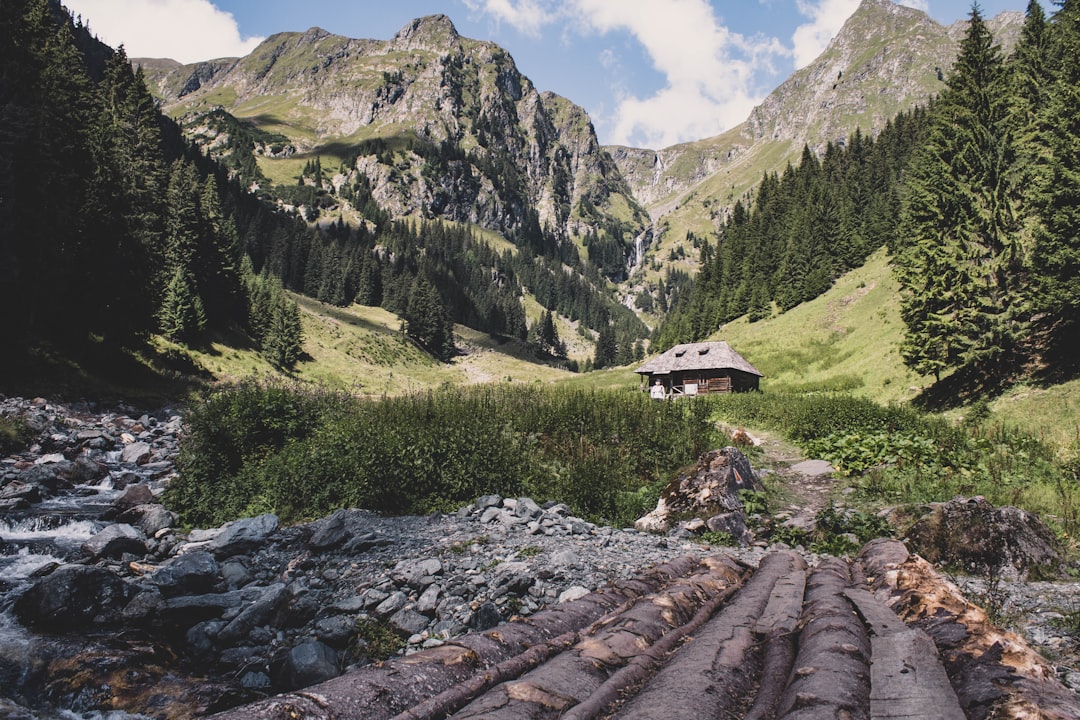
[
  {"left": 897, "top": 7, "right": 1024, "bottom": 382},
  {"left": 1027, "top": 0, "right": 1080, "bottom": 355},
  {"left": 405, "top": 275, "right": 455, "bottom": 361}
]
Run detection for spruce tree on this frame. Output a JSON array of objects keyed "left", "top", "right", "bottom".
[
  {"left": 897, "top": 7, "right": 1024, "bottom": 382},
  {"left": 262, "top": 293, "right": 303, "bottom": 370},
  {"left": 1027, "top": 0, "right": 1080, "bottom": 354}
]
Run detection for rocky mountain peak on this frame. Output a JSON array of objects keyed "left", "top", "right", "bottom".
[{"left": 392, "top": 14, "right": 460, "bottom": 50}]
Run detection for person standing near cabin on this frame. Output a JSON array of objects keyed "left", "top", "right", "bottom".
[{"left": 650, "top": 379, "right": 666, "bottom": 400}]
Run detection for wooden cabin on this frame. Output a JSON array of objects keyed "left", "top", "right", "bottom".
[{"left": 635, "top": 341, "right": 763, "bottom": 396}]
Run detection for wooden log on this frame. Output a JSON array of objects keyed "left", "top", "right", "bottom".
[
  {"left": 843, "top": 587, "right": 965, "bottom": 719},
  {"left": 776, "top": 557, "right": 872, "bottom": 720},
  {"left": 207, "top": 555, "right": 704, "bottom": 720},
  {"left": 448, "top": 554, "right": 747, "bottom": 720},
  {"left": 858, "top": 538, "right": 1080, "bottom": 720},
  {"left": 613, "top": 550, "right": 806, "bottom": 720},
  {"left": 744, "top": 557, "right": 808, "bottom": 720}
]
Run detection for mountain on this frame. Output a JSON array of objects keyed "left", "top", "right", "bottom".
[
  {"left": 138, "top": 16, "right": 648, "bottom": 270},
  {"left": 611, "top": 0, "right": 1024, "bottom": 238}
]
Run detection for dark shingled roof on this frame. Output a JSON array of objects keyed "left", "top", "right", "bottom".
[{"left": 635, "top": 341, "right": 763, "bottom": 377}]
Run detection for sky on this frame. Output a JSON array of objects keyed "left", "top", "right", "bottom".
[{"left": 63, "top": 0, "right": 1043, "bottom": 149}]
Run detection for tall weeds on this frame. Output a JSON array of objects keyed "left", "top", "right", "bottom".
[
  {"left": 708, "top": 392, "right": 1079, "bottom": 537},
  {"left": 165, "top": 380, "right": 720, "bottom": 528}
]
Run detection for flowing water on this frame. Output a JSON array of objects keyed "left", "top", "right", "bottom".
[{"left": 0, "top": 448, "right": 165, "bottom": 718}]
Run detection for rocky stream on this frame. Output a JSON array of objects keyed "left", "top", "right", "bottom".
[{"left": 1, "top": 396, "right": 1079, "bottom": 719}]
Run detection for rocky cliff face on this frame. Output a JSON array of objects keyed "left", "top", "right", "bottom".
[
  {"left": 610, "top": 0, "right": 1023, "bottom": 223},
  {"left": 139, "top": 15, "right": 646, "bottom": 245}
]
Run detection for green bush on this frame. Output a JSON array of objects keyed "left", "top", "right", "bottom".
[
  {"left": 0, "top": 415, "right": 33, "bottom": 455},
  {"left": 708, "top": 390, "right": 1076, "bottom": 536},
  {"left": 165, "top": 381, "right": 721, "bottom": 528}
]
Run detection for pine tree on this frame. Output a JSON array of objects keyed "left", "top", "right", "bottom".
[
  {"left": 262, "top": 293, "right": 303, "bottom": 370},
  {"left": 158, "top": 266, "right": 206, "bottom": 342},
  {"left": 897, "top": 7, "right": 1024, "bottom": 382},
  {"left": 1027, "top": 0, "right": 1080, "bottom": 354},
  {"left": 405, "top": 275, "right": 455, "bottom": 360},
  {"left": 593, "top": 323, "right": 617, "bottom": 369}
]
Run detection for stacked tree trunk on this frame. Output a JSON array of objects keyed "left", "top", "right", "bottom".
[{"left": 211, "top": 542, "right": 1080, "bottom": 720}]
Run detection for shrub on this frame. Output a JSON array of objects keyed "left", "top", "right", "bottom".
[
  {"left": 0, "top": 415, "right": 33, "bottom": 455},
  {"left": 165, "top": 381, "right": 721, "bottom": 528}
]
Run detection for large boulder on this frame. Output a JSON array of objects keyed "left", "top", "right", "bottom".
[
  {"left": 151, "top": 551, "right": 221, "bottom": 596},
  {"left": 904, "top": 496, "right": 1061, "bottom": 580},
  {"left": 14, "top": 565, "right": 134, "bottom": 630},
  {"left": 81, "top": 524, "right": 146, "bottom": 559},
  {"left": 635, "top": 447, "right": 763, "bottom": 535},
  {"left": 209, "top": 514, "right": 279, "bottom": 558},
  {"left": 273, "top": 640, "right": 340, "bottom": 691}
]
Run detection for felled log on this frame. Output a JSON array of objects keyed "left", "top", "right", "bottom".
[
  {"left": 613, "top": 550, "right": 807, "bottom": 720},
  {"left": 776, "top": 557, "right": 872, "bottom": 720},
  {"left": 859, "top": 538, "right": 1080, "bottom": 720},
  {"left": 207, "top": 555, "right": 704, "bottom": 720}
]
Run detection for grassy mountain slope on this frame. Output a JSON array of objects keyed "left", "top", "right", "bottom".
[
  {"left": 613, "top": 0, "right": 1024, "bottom": 269},
  {"left": 163, "top": 294, "right": 575, "bottom": 394}
]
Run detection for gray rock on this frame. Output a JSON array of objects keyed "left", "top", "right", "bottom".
[
  {"left": 120, "top": 442, "right": 152, "bottom": 465},
  {"left": 416, "top": 584, "right": 441, "bottom": 615},
  {"left": 476, "top": 494, "right": 503, "bottom": 510},
  {"left": 558, "top": 586, "right": 590, "bottom": 604},
  {"left": 469, "top": 601, "right": 501, "bottom": 631},
  {"left": 388, "top": 607, "right": 429, "bottom": 637},
  {"left": 121, "top": 504, "right": 176, "bottom": 536},
  {"left": 210, "top": 514, "right": 279, "bottom": 558},
  {"left": 309, "top": 510, "right": 352, "bottom": 551},
  {"left": 217, "top": 583, "right": 289, "bottom": 645},
  {"left": 314, "top": 616, "right": 356, "bottom": 648},
  {"left": 221, "top": 558, "right": 253, "bottom": 589},
  {"left": 112, "top": 483, "right": 156, "bottom": 513},
  {"left": 374, "top": 591, "right": 408, "bottom": 618},
  {"left": 706, "top": 511, "right": 752, "bottom": 546},
  {"left": 151, "top": 551, "right": 220, "bottom": 596},
  {"left": 514, "top": 497, "right": 543, "bottom": 519},
  {"left": 159, "top": 590, "right": 247, "bottom": 627},
  {"left": 905, "top": 496, "right": 1062, "bottom": 580},
  {"left": 276, "top": 640, "right": 340, "bottom": 691},
  {"left": 82, "top": 524, "right": 146, "bottom": 559},
  {"left": 395, "top": 558, "right": 442, "bottom": 588},
  {"left": 13, "top": 565, "right": 133, "bottom": 630}
]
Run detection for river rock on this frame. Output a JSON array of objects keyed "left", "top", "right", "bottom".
[
  {"left": 209, "top": 514, "right": 279, "bottom": 558},
  {"left": 151, "top": 551, "right": 221, "bottom": 596},
  {"left": 120, "top": 503, "right": 177, "bottom": 536},
  {"left": 120, "top": 441, "right": 152, "bottom": 465},
  {"left": 13, "top": 565, "right": 133, "bottom": 630},
  {"left": 309, "top": 509, "right": 352, "bottom": 551},
  {"left": 112, "top": 483, "right": 156, "bottom": 512},
  {"left": 82, "top": 523, "right": 147, "bottom": 559},
  {"left": 273, "top": 640, "right": 340, "bottom": 691},
  {"left": 217, "top": 583, "right": 289, "bottom": 645}
]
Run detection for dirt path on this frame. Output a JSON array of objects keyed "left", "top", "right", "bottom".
[{"left": 747, "top": 430, "right": 838, "bottom": 531}]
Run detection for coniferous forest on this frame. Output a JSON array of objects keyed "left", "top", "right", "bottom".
[
  {"left": 0, "top": 0, "right": 645, "bottom": 375},
  {"left": 660, "top": 1, "right": 1080, "bottom": 394},
  {"left": 2, "top": 0, "right": 1079, "bottom": 397}
]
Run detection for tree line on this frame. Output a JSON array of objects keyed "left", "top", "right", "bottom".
[
  {"left": 895, "top": 1, "right": 1080, "bottom": 390},
  {"left": 0, "top": 0, "right": 648, "bottom": 373},
  {"left": 0, "top": 0, "right": 303, "bottom": 369},
  {"left": 654, "top": 108, "right": 928, "bottom": 350}
]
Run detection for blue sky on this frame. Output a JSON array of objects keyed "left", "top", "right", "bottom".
[{"left": 64, "top": 0, "right": 1042, "bottom": 149}]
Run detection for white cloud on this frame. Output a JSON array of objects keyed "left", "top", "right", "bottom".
[
  {"left": 791, "top": 0, "right": 860, "bottom": 68},
  {"left": 898, "top": 0, "right": 930, "bottom": 11},
  {"left": 568, "top": 0, "right": 788, "bottom": 148},
  {"left": 63, "top": 0, "right": 264, "bottom": 63},
  {"left": 461, "top": 0, "right": 556, "bottom": 37}
]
